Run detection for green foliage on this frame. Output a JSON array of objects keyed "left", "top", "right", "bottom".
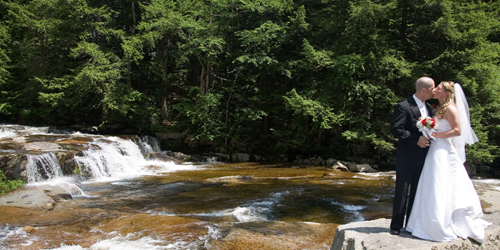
[
  {"left": 0, "top": 169, "right": 24, "bottom": 195},
  {"left": 171, "top": 88, "right": 224, "bottom": 141},
  {"left": 1, "top": 0, "right": 500, "bottom": 167},
  {"left": 284, "top": 89, "right": 343, "bottom": 131},
  {"left": 0, "top": 23, "right": 10, "bottom": 85}
]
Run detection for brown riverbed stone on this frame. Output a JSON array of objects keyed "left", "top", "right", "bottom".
[
  {"left": 22, "top": 226, "right": 35, "bottom": 233},
  {"left": 0, "top": 204, "right": 128, "bottom": 249},
  {"left": 98, "top": 213, "right": 207, "bottom": 237},
  {"left": 210, "top": 221, "right": 338, "bottom": 250}
]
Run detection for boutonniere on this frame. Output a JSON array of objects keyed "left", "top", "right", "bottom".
[{"left": 425, "top": 101, "right": 438, "bottom": 112}]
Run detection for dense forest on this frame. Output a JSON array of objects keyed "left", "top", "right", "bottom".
[{"left": 1, "top": 0, "right": 499, "bottom": 168}]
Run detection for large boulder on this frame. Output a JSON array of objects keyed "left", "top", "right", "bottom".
[
  {"left": 330, "top": 211, "right": 500, "bottom": 250},
  {"left": 0, "top": 153, "right": 29, "bottom": 180}
]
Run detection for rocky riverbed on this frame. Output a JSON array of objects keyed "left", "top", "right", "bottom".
[
  {"left": 331, "top": 179, "right": 500, "bottom": 250},
  {"left": 1, "top": 171, "right": 499, "bottom": 250}
]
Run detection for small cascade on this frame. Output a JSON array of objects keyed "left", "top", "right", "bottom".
[
  {"left": 0, "top": 124, "right": 49, "bottom": 136},
  {"left": 136, "top": 135, "right": 162, "bottom": 154},
  {"left": 0, "top": 126, "right": 17, "bottom": 139},
  {"left": 2, "top": 124, "right": 192, "bottom": 182},
  {"left": 26, "top": 153, "right": 63, "bottom": 183},
  {"left": 74, "top": 137, "right": 149, "bottom": 180}
]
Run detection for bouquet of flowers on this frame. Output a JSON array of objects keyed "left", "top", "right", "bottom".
[{"left": 416, "top": 117, "right": 438, "bottom": 144}]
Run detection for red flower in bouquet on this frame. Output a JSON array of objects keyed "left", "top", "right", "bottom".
[{"left": 417, "top": 117, "right": 438, "bottom": 144}]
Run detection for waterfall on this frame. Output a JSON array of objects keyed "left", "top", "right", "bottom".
[
  {"left": 2, "top": 124, "right": 190, "bottom": 183},
  {"left": 0, "top": 124, "right": 49, "bottom": 136},
  {"left": 26, "top": 153, "right": 63, "bottom": 183},
  {"left": 74, "top": 136, "right": 150, "bottom": 180},
  {"left": 136, "top": 135, "right": 162, "bottom": 154},
  {"left": 0, "top": 126, "right": 17, "bottom": 139}
]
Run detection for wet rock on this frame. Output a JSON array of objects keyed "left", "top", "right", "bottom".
[
  {"left": 345, "top": 162, "right": 376, "bottom": 173},
  {"left": 55, "top": 151, "right": 77, "bottom": 176},
  {"left": 332, "top": 161, "right": 349, "bottom": 172},
  {"left": 145, "top": 152, "right": 182, "bottom": 164},
  {"left": 0, "top": 183, "right": 79, "bottom": 209},
  {"left": 190, "top": 154, "right": 216, "bottom": 162},
  {"left": 0, "top": 153, "right": 29, "bottom": 180},
  {"left": 211, "top": 153, "right": 231, "bottom": 162},
  {"left": 300, "top": 156, "right": 326, "bottom": 166},
  {"left": 210, "top": 221, "right": 338, "bottom": 250},
  {"left": 231, "top": 153, "right": 250, "bottom": 162},
  {"left": 326, "top": 158, "right": 338, "bottom": 168},
  {"left": 0, "top": 186, "right": 57, "bottom": 209},
  {"left": 330, "top": 211, "right": 500, "bottom": 250},
  {"left": 317, "top": 156, "right": 326, "bottom": 166},
  {"left": 23, "top": 142, "right": 62, "bottom": 151},
  {"left": 170, "top": 152, "right": 191, "bottom": 162},
  {"left": 23, "top": 226, "right": 35, "bottom": 233}
]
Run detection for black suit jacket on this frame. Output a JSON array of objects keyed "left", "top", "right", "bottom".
[{"left": 390, "top": 97, "right": 432, "bottom": 168}]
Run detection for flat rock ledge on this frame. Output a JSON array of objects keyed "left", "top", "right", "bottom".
[
  {"left": 330, "top": 211, "right": 500, "bottom": 250},
  {"left": 0, "top": 184, "right": 77, "bottom": 209}
]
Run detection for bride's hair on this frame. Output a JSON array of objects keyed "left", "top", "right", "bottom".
[{"left": 435, "top": 81, "right": 455, "bottom": 119}]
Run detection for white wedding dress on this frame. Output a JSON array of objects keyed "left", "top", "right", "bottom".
[{"left": 406, "top": 118, "right": 490, "bottom": 242}]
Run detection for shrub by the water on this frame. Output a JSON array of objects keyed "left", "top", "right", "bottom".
[{"left": 0, "top": 170, "right": 24, "bottom": 195}]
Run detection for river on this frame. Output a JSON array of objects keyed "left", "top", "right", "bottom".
[{"left": 0, "top": 124, "right": 498, "bottom": 249}]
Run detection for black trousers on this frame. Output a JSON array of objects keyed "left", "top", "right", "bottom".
[{"left": 390, "top": 164, "right": 423, "bottom": 230}]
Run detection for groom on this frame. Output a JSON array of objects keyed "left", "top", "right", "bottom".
[{"left": 389, "top": 76, "right": 435, "bottom": 235}]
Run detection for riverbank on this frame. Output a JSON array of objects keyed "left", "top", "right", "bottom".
[
  {"left": 330, "top": 211, "right": 500, "bottom": 250},
  {"left": 330, "top": 178, "right": 500, "bottom": 250}
]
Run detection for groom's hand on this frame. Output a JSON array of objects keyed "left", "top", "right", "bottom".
[{"left": 417, "top": 136, "right": 430, "bottom": 148}]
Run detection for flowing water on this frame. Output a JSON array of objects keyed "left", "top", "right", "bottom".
[{"left": 0, "top": 125, "right": 498, "bottom": 250}]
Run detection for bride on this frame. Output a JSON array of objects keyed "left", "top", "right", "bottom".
[{"left": 405, "top": 81, "right": 490, "bottom": 243}]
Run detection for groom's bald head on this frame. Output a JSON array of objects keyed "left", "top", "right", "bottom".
[
  {"left": 416, "top": 77, "right": 434, "bottom": 92},
  {"left": 415, "top": 77, "right": 435, "bottom": 101}
]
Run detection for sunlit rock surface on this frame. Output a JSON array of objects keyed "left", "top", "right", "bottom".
[
  {"left": 330, "top": 212, "right": 500, "bottom": 250},
  {"left": 210, "top": 221, "right": 337, "bottom": 250},
  {"left": 330, "top": 181, "right": 500, "bottom": 250}
]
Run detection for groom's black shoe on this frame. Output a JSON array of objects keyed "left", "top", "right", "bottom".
[{"left": 390, "top": 229, "right": 400, "bottom": 235}]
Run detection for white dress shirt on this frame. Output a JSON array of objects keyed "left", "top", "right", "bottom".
[{"left": 413, "top": 94, "right": 428, "bottom": 118}]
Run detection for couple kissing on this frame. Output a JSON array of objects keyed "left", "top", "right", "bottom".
[{"left": 389, "top": 77, "right": 490, "bottom": 243}]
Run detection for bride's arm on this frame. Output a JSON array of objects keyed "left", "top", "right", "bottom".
[{"left": 433, "top": 105, "right": 461, "bottom": 138}]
